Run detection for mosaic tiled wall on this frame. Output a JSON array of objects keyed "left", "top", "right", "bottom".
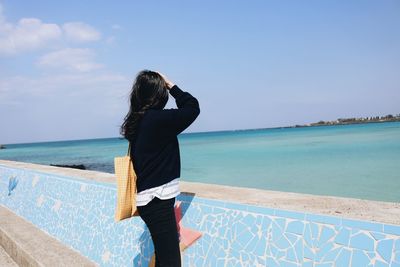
[{"left": 0, "top": 164, "right": 399, "bottom": 267}]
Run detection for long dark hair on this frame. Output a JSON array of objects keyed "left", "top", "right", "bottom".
[{"left": 120, "top": 70, "right": 169, "bottom": 141}]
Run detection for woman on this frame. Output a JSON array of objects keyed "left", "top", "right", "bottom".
[{"left": 120, "top": 70, "right": 200, "bottom": 266}]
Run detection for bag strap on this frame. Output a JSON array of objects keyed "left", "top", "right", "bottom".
[{"left": 127, "top": 142, "right": 131, "bottom": 156}]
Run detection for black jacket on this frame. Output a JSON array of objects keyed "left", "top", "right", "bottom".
[{"left": 129, "top": 85, "right": 200, "bottom": 193}]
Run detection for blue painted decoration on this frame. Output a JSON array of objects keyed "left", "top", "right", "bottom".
[
  {"left": 8, "top": 175, "right": 18, "bottom": 196},
  {"left": 1, "top": 165, "right": 399, "bottom": 266}
]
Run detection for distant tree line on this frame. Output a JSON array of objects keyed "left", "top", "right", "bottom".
[{"left": 308, "top": 114, "right": 400, "bottom": 127}]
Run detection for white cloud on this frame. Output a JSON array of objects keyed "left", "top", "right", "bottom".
[
  {"left": 37, "top": 48, "right": 104, "bottom": 72},
  {"left": 0, "top": 16, "right": 62, "bottom": 55},
  {"left": 0, "top": 4, "right": 101, "bottom": 56},
  {"left": 63, "top": 22, "right": 101, "bottom": 42}
]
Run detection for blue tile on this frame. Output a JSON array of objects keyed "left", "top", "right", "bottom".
[
  {"left": 237, "top": 230, "right": 254, "bottom": 249},
  {"left": 302, "top": 261, "right": 313, "bottom": 267},
  {"left": 349, "top": 232, "right": 375, "bottom": 251},
  {"left": 211, "top": 206, "right": 226, "bottom": 216},
  {"left": 276, "top": 249, "right": 288, "bottom": 261},
  {"left": 246, "top": 204, "right": 275, "bottom": 216},
  {"left": 275, "top": 209, "right": 305, "bottom": 220},
  {"left": 242, "top": 213, "right": 257, "bottom": 227},
  {"left": 269, "top": 243, "right": 278, "bottom": 257},
  {"left": 322, "top": 247, "right": 341, "bottom": 262},
  {"left": 192, "top": 196, "right": 220, "bottom": 207},
  {"left": 266, "top": 256, "right": 280, "bottom": 267},
  {"left": 303, "top": 224, "right": 313, "bottom": 248},
  {"left": 191, "top": 196, "right": 207, "bottom": 204},
  {"left": 376, "top": 239, "right": 393, "bottom": 263},
  {"left": 240, "top": 251, "right": 250, "bottom": 262},
  {"left": 286, "top": 246, "right": 298, "bottom": 262},
  {"left": 335, "top": 227, "right": 350, "bottom": 246},
  {"left": 217, "top": 258, "right": 225, "bottom": 266},
  {"left": 306, "top": 213, "right": 341, "bottom": 226},
  {"left": 350, "top": 249, "right": 371, "bottom": 267},
  {"left": 280, "top": 260, "right": 300, "bottom": 267},
  {"left": 255, "top": 256, "right": 266, "bottom": 266},
  {"left": 315, "top": 263, "right": 333, "bottom": 267},
  {"left": 383, "top": 223, "right": 400, "bottom": 236},
  {"left": 395, "top": 239, "right": 400, "bottom": 251},
  {"left": 366, "top": 251, "right": 375, "bottom": 260},
  {"left": 287, "top": 220, "right": 305, "bottom": 235},
  {"left": 394, "top": 250, "right": 400, "bottom": 263},
  {"left": 223, "top": 200, "right": 248, "bottom": 211},
  {"left": 279, "top": 216, "right": 289, "bottom": 226},
  {"left": 370, "top": 231, "right": 386, "bottom": 241},
  {"left": 198, "top": 197, "right": 226, "bottom": 208},
  {"left": 275, "top": 235, "right": 291, "bottom": 250},
  {"left": 374, "top": 260, "right": 390, "bottom": 267},
  {"left": 294, "top": 239, "right": 303, "bottom": 261},
  {"left": 310, "top": 222, "right": 319, "bottom": 241},
  {"left": 315, "top": 242, "right": 334, "bottom": 262},
  {"left": 318, "top": 226, "right": 336, "bottom": 247},
  {"left": 285, "top": 232, "right": 298, "bottom": 245},
  {"left": 342, "top": 218, "right": 383, "bottom": 232},
  {"left": 261, "top": 216, "right": 272, "bottom": 232},
  {"left": 336, "top": 248, "right": 351, "bottom": 267},
  {"left": 194, "top": 256, "right": 204, "bottom": 267},
  {"left": 4, "top": 164, "right": 400, "bottom": 267},
  {"left": 253, "top": 238, "right": 267, "bottom": 257},
  {"left": 303, "top": 243, "right": 314, "bottom": 260}
]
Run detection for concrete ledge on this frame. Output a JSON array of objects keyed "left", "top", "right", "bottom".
[
  {"left": 0, "top": 159, "right": 399, "bottom": 225},
  {"left": 0, "top": 245, "right": 18, "bottom": 267},
  {"left": 0, "top": 205, "right": 98, "bottom": 267}
]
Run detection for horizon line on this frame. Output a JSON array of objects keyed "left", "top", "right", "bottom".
[{"left": 2, "top": 119, "right": 398, "bottom": 146}]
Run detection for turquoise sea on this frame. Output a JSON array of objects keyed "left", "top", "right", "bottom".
[{"left": 1, "top": 121, "right": 399, "bottom": 202}]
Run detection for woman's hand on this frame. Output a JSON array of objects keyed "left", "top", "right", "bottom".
[{"left": 157, "top": 71, "right": 175, "bottom": 89}]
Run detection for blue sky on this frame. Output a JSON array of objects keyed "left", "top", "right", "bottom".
[{"left": 0, "top": 1, "right": 399, "bottom": 144}]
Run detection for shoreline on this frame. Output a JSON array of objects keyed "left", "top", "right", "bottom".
[{"left": 1, "top": 159, "right": 399, "bottom": 225}]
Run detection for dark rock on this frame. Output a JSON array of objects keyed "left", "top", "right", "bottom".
[{"left": 50, "top": 164, "right": 86, "bottom": 170}]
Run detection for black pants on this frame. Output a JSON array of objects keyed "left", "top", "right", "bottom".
[{"left": 137, "top": 197, "right": 181, "bottom": 267}]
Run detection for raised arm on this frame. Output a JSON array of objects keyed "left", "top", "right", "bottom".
[{"left": 158, "top": 85, "right": 200, "bottom": 136}]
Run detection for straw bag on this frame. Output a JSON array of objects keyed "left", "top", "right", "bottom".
[{"left": 114, "top": 142, "right": 139, "bottom": 222}]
